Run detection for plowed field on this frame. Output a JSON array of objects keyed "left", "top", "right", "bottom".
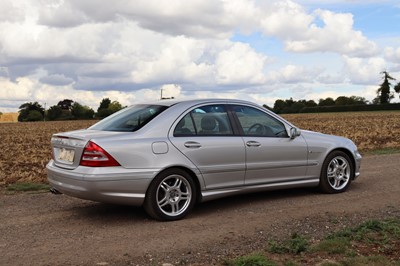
[{"left": 0, "top": 111, "right": 399, "bottom": 185}]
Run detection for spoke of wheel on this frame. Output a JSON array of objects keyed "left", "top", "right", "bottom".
[
  {"left": 328, "top": 177, "right": 335, "bottom": 187},
  {"left": 171, "top": 202, "right": 179, "bottom": 214},
  {"left": 332, "top": 159, "right": 339, "bottom": 169},
  {"left": 334, "top": 178, "right": 340, "bottom": 188},
  {"left": 173, "top": 178, "right": 182, "bottom": 189},
  {"left": 158, "top": 196, "right": 168, "bottom": 207},
  {"left": 341, "top": 161, "right": 348, "bottom": 170},
  {"left": 180, "top": 192, "right": 189, "bottom": 201},
  {"left": 327, "top": 169, "right": 335, "bottom": 178},
  {"left": 160, "top": 181, "right": 170, "bottom": 192}
]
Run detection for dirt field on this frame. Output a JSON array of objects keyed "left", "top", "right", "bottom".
[
  {"left": 0, "top": 112, "right": 18, "bottom": 123},
  {"left": 1, "top": 153, "right": 399, "bottom": 265},
  {"left": 1, "top": 111, "right": 399, "bottom": 185}
]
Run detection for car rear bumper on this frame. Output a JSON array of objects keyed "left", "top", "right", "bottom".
[{"left": 46, "top": 160, "right": 157, "bottom": 206}]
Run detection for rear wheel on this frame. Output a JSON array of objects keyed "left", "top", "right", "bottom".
[
  {"left": 144, "top": 168, "right": 196, "bottom": 221},
  {"left": 319, "top": 151, "right": 353, "bottom": 193}
]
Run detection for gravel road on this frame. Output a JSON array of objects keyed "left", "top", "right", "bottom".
[{"left": 1, "top": 153, "right": 400, "bottom": 265}]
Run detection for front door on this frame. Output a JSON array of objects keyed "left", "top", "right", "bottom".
[{"left": 231, "top": 105, "right": 308, "bottom": 185}]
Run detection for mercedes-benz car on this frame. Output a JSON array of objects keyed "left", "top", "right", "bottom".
[{"left": 47, "top": 99, "right": 361, "bottom": 221}]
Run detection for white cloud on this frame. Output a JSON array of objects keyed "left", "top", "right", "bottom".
[
  {"left": 342, "top": 56, "right": 386, "bottom": 85},
  {"left": 160, "top": 84, "right": 182, "bottom": 99},
  {"left": 260, "top": 0, "right": 313, "bottom": 40},
  {"left": 40, "top": 74, "right": 74, "bottom": 86},
  {"left": 0, "top": 77, "right": 34, "bottom": 100},
  {"left": 259, "top": 3, "right": 378, "bottom": 56},
  {"left": 317, "top": 74, "right": 346, "bottom": 84},
  {"left": 131, "top": 36, "right": 214, "bottom": 84},
  {"left": 267, "top": 65, "right": 324, "bottom": 84},
  {"left": 384, "top": 47, "right": 400, "bottom": 63},
  {"left": 215, "top": 42, "right": 267, "bottom": 85},
  {"left": 0, "top": 1, "right": 25, "bottom": 22},
  {"left": 0, "top": 0, "right": 395, "bottom": 113}
]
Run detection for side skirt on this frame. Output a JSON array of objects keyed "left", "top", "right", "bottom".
[{"left": 200, "top": 178, "right": 319, "bottom": 202}]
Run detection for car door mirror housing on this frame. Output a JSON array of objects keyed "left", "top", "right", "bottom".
[{"left": 290, "top": 127, "right": 301, "bottom": 139}]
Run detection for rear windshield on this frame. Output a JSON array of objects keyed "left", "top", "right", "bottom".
[{"left": 89, "top": 105, "right": 168, "bottom": 132}]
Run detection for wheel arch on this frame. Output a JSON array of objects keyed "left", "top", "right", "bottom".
[{"left": 325, "top": 148, "right": 356, "bottom": 179}]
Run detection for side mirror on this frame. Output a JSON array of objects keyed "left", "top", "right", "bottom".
[{"left": 290, "top": 127, "right": 301, "bottom": 139}]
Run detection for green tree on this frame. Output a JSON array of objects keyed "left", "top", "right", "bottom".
[
  {"left": 108, "top": 101, "right": 123, "bottom": 113},
  {"left": 97, "top": 98, "right": 111, "bottom": 112},
  {"left": 57, "top": 99, "right": 74, "bottom": 110},
  {"left": 349, "top": 96, "right": 368, "bottom": 105},
  {"left": 290, "top": 102, "right": 306, "bottom": 113},
  {"left": 335, "top": 96, "right": 352, "bottom": 106},
  {"left": 318, "top": 97, "right": 335, "bottom": 106},
  {"left": 304, "top": 100, "right": 317, "bottom": 107},
  {"left": 46, "top": 105, "right": 63, "bottom": 120},
  {"left": 273, "top": 99, "right": 287, "bottom": 114},
  {"left": 394, "top": 82, "right": 400, "bottom": 98},
  {"left": 27, "top": 110, "right": 43, "bottom": 121},
  {"left": 18, "top": 102, "right": 45, "bottom": 122},
  {"left": 377, "top": 71, "right": 395, "bottom": 104},
  {"left": 96, "top": 99, "right": 123, "bottom": 119},
  {"left": 71, "top": 102, "right": 94, "bottom": 119}
]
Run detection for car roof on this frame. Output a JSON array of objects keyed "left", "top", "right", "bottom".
[{"left": 137, "top": 98, "right": 260, "bottom": 107}]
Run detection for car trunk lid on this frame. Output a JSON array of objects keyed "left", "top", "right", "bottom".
[{"left": 51, "top": 129, "right": 122, "bottom": 170}]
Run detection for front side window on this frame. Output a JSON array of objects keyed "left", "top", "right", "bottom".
[
  {"left": 174, "top": 105, "right": 233, "bottom": 136},
  {"left": 89, "top": 105, "right": 168, "bottom": 132},
  {"left": 232, "top": 105, "right": 288, "bottom": 137}
]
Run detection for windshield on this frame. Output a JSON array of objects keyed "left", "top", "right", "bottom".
[{"left": 89, "top": 104, "right": 168, "bottom": 132}]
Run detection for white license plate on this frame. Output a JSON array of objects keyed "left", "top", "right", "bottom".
[{"left": 57, "top": 148, "right": 75, "bottom": 163}]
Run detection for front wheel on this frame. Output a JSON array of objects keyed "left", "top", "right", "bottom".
[
  {"left": 144, "top": 168, "right": 197, "bottom": 221},
  {"left": 319, "top": 151, "right": 353, "bottom": 193}
]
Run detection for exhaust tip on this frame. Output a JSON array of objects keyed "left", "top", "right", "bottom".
[{"left": 50, "top": 187, "right": 62, "bottom": 195}]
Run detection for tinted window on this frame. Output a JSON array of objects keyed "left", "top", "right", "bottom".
[
  {"left": 174, "top": 113, "right": 196, "bottom": 136},
  {"left": 174, "top": 105, "right": 233, "bottom": 136},
  {"left": 89, "top": 105, "right": 168, "bottom": 132},
  {"left": 232, "top": 105, "right": 288, "bottom": 137}
]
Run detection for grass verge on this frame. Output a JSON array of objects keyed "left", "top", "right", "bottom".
[
  {"left": 226, "top": 218, "right": 400, "bottom": 266},
  {"left": 6, "top": 182, "right": 51, "bottom": 193},
  {"left": 362, "top": 147, "right": 400, "bottom": 155}
]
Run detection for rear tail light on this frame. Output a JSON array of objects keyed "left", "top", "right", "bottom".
[{"left": 80, "top": 141, "right": 120, "bottom": 167}]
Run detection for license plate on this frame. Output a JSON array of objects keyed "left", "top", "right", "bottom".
[{"left": 57, "top": 148, "right": 75, "bottom": 163}]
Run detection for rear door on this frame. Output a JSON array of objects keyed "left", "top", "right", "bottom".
[
  {"left": 230, "top": 105, "right": 309, "bottom": 185},
  {"left": 169, "top": 104, "right": 246, "bottom": 189}
]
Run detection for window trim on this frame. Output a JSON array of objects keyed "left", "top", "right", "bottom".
[{"left": 172, "top": 103, "right": 290, "bottom": 138}]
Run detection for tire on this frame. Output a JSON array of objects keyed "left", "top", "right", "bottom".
[
  {"left": 319, "top": 151, "right": 354, "bottom": 194},
  {"left": 144, "top": 168, "right": 197, "bottom": 221}
]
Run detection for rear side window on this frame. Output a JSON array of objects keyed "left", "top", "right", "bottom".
[
  {"left": 174, "top": 105, "right": 233, "bottom": 136},
  {"left": 89, "top": 105, "right": 168, "bottom": 132}
]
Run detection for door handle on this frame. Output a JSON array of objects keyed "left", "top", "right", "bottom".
[
  {"left": 184, "top": 141, "right": 201, "bottom": 148},
  {"left": 246, "top": 141, "right": 261, "bottom": 147}
]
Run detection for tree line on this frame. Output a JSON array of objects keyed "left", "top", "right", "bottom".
[
  {"left": 16, "top": 71, "right": 400, "bottom": 120},
  {"left": 266, "top": 71, "right": 400, "bottom": 114},
  {"left": 18, "top": 98, "right": 124, "bottom": 122}
]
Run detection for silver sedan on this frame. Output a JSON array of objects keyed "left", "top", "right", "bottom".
[{"left": 47, "top": 99, "right": 361, "bottom": 221}]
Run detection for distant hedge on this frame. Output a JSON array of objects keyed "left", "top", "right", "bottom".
[{"left": 301, "top": 103, "right": 400, "bottom": 113}]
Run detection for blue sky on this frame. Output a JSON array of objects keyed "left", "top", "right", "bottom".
[{"left": 0, "top": 0, "right": 400, "bottom": 113}]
